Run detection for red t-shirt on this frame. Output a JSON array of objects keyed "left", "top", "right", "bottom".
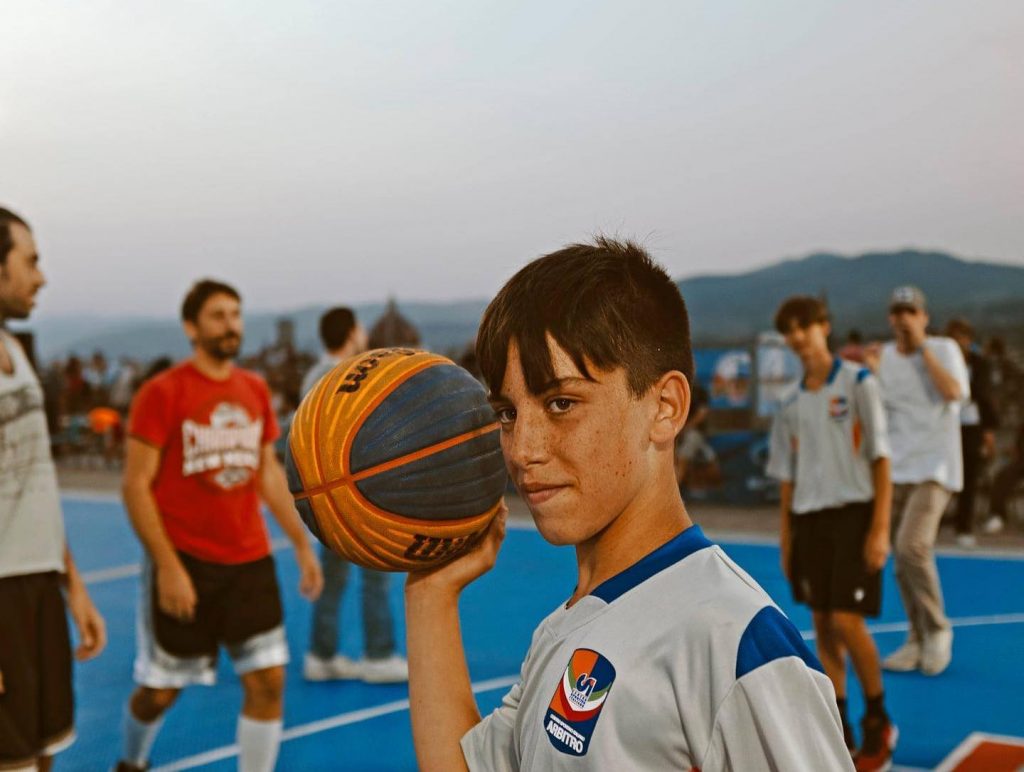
[{"left": 128, "top": 361, "right": 280, "bottom": 564}]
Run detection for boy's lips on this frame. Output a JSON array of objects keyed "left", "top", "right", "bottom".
[{"left": 519, "top": 482, "right": 569, "bottom": 505}]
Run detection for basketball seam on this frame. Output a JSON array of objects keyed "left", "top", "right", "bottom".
[{"left": 295, "top": 421, "right": 500, "bottom": 502}]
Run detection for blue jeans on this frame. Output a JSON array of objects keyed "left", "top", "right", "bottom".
[{"left": 309, "top": 545, "right": 395, "bottom": 660}]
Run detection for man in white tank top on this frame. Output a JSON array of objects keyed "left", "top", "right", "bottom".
[{"left": 0, "top": 207, "right": 107, "bottom": 772}]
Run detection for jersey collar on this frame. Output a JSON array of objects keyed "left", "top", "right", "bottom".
[
  {"left": 800, "top": 356, "right": 841, "bottom": 391},
  {"left": 589, "top": 524, "right": 713, "bottom": 604}
]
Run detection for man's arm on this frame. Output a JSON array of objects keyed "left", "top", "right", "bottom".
[
  {"left": 257, "top": 443, "right": 323, "bottom": 600},
  {"left": 406, "top": 506, "right": 507, "bottom": 772},
  {"left": 921, "top": 343, "right": 964, "bottom": 402},
  {"left": 122, "top": 437, "right": 197, "bottom": 620},
  {"left": 63, "top": 546, "right": 107, "bottom": 660}
]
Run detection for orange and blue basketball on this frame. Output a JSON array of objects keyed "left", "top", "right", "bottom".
[{"left": 285, "top": 348, "right": 507, "bottom": 571}]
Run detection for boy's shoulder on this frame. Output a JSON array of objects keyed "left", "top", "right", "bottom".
[{"left": 539, "top": 539, "right": 785, "bottom": 653}]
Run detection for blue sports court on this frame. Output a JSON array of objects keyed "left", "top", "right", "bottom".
[{"left": 63, "top": 494, "right": 1023, "bottom": 771}]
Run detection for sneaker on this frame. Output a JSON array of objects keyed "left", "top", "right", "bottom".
[
  {"left": 920, "top": 629, "right": 953, "bottom": 676},
  {"left": 854, "top": 716, "right": 898, "bottom": 772},
  {"left": 303, "top": 652, "right": 362, "bottom": 681},
  {"left": 360, "top": 654, "right": 409, "bottom": 684},
  {"left": 982, "top": 515, "right": 1005, "bottom": 535},
  {"left": 881, "top": 640, "right": 921, "bottom": 672},
  {"left": 955, "top": 533, "right": 977, "bottom": 549}
]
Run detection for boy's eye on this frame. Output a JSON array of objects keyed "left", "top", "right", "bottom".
[
  {"left": 495, "top": 407, "right": 516, "bottom": 424},
  {"left": 548, "top": 398, "right": 574, "bottom": 414}
]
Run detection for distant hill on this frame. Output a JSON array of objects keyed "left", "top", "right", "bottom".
[
  {"left": 680, "top": 250, "right": 1024, "bottom": 344},
  {"left": 12, "top": 250, "right": 1024, "bottom": 361}
]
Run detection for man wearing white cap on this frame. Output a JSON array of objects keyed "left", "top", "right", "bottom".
[{"left": 871, "top": 286, "right": 969, "bottom": 676}]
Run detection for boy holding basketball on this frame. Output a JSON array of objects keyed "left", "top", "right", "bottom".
[
  {"left": 405, "top": 238, "right": 852, "bottom": 770},
  {"left": 116, "top": 280, "right": 323, "bottom": 772}
]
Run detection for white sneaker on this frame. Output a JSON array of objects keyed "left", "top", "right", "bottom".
[
  {"left": 982, "top": 515, "right": 1005, "bottom": 535},
  {"left": 360, "top": 654, "right": 409, "bottom": 684},
  {"left": 881, "top": 640, "right": 921, "bottom": 672},
  {"left": 955, "top": 533, "right": 977, "bottom": 549},
  {"left": 920, "top": 630, "right": 953, "bottom": 676},
  {"left": 303, "top": 652, "right": 362, "bottom": 681}
]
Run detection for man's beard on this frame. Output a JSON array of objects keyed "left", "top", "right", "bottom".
[
  {"left": 0, "top": 302, "right": 29, "bottom": 320},
  {"left": 199, "top": 332, "right": 242, "bottom": 361},
  {"left": 0, "top": 275, "right": 32, "bottom": 320}
]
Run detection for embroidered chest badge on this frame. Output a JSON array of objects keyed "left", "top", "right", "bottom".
[
  {"left": 543, "top": 648, "right": 616, "bottom": 756},
  {"left": 829, "top": 395, "right": 850, "bottom": 420}
]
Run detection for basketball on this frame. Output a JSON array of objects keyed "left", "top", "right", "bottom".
[{"left": 285, "top": 348, "right": 507, "bottom": 571}]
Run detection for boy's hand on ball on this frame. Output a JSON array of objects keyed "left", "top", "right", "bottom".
[
  {"left": 406, "top": 501, "right": 508, "bottom": 596},
  {"left": 296, "top": 544, "right": 324, "bottom": 600}
]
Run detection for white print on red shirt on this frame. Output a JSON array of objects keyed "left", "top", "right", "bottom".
[{"left": 181, "top": 402, "right": 263, "bottom": 489}]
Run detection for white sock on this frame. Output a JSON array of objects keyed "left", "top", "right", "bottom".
[
  {"left": 237, "top": 715, "right": 283, "bottom": 772},
  {"left": 122, "top": 707, "right": 165, "bottom": 767}
]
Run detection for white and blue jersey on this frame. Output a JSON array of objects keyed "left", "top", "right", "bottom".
[
  {"left": 461, "top": 526, "right": 852, "bottom": 771},
  {"left": 766, "top": 357, "right": 890, "bottom": 515}
]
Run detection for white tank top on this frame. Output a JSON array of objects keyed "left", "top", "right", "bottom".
[{"left": 0, "top": 330, "right": 65, "bottom": 578}]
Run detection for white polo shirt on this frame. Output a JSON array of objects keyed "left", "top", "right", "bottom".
[
  {"left": 878, "top": 337, "right": 970, "bottom": 491},
  {"left": 461, "top": 526, "right": 852, "bottom": 771},
  {"left": 766, "top": 357, "right": 890, "bottom": 514}
]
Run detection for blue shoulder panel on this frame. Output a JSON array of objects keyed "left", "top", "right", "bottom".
[
  {"left": 590, "top": 525, "right": 713, "bottom": 604},
  {"left": 735, "top": 606, "right": 824, "bottom": 679},
  {"left": 826, "top": 356, "right": 842, "bottom": 385},
  {"left": 857, "top": 367, "right": 872, "bottom": 383}
]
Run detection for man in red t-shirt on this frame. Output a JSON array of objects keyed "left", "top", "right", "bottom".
[{"left": 116, "top": 280, "right": 323, "bottom": 772}]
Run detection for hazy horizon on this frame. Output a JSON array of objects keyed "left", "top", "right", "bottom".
[{"left": 3, "top": 1, "right": 1022, "bottom": 315}]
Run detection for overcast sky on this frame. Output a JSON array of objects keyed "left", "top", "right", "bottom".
[{"left": 2, "top": 1, "right": 1021, "bottom": 316}]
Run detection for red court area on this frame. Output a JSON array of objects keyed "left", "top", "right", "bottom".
[{"left": 935, "top": 733, "right": 1024, "bottom": 772}]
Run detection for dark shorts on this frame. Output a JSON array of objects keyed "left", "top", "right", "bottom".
[
  {"left": 0, "top": 572, "right": 75, "bottom": 767},
  {"left": 135, "top": 552, "right": 288, "bottom": 688},
  {"left": 790, "top": 500, "right": 882, "bottom": 617}
]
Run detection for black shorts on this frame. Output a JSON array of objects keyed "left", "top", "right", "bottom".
[
  {"left": 0, "top": 572, "right": 75, "bottom": 767},
  {"left": 135, "top": 552, "right": 288, "bottom": 688},
  {"left": 789, "top": 500, "right": 882, "bottom": 617}
]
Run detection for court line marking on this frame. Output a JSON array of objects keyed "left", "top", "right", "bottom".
[
  {"left": 512, "top": 518, "right": 1024, "bottom": 560},
  {"left": 64, "top": 494, "right": 1024, "bottom": 561},
  {"left": 81, "top": 539, "right": 292, "bottom": 585},
  {"left": 150, "top": 675, "right": 519, "bottom": 772},
  {"left": 800, "top": 612, "right": 1024, "bottom": 640},
  {"left": 150, "top": 613, "right": 1024, "bottom": 770}
]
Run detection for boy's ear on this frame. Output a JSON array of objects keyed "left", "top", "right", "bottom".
[{"left": 650, "top": 370, "right": 690, "bottom": 445}]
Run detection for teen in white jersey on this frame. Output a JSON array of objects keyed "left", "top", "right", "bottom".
[
  {"left": 0, "top": 208, "right": 106, "bottom": 771},
  {"left": 405, "top": 238, "right": 852, "bottom": 771},
  {"left": 868, "top": 286, "right": 968, "bottom": 678},
  {"left": 766, "top": 297, "right": 895, "bottom": 771}
]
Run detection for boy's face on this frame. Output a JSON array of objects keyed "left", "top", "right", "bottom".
[
  {"left": 783, "top": 319, "right": 830, "bottom": 360},
  {"left": 490, "top": 336, "right": 657, "bottom": 547}
]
